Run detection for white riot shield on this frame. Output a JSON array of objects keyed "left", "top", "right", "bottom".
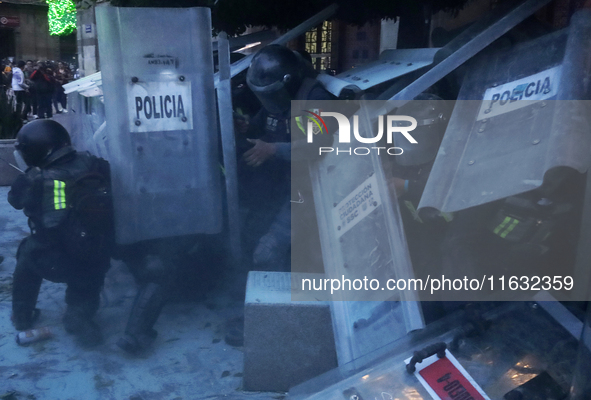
[
  {"left": 420, "top": 12, "right": 591, "bottom": 214},
  {"left": 96, "top": 5, "right": 222, "bottom": 244},
  {"left": 290, "top": 302, "right": 581, "bottom": 400},
  {"left": 297, "top": 100, "right": 424, "bottom": 366}
]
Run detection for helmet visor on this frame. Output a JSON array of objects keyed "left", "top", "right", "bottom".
[
  {"left": 14, "top": 141, "right": 47, "bottom": 167},
  {"left": 13, "top": 150, "right": 28, "bottom": 171},
  {"left": 247, "top": 79, "right": 292, "bottom": 115}
]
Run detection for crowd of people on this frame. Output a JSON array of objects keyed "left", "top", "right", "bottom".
[{"left": 1, "top": 59, "right": 75, "bottom": 123}]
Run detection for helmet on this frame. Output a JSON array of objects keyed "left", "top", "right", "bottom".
[
  {"left": 246, "top": 45, "right": 306, "bottom": 114},
  {"left": 15, "top": 120, "right": 71, "bottom": 167},
  {"left": 394, "top": 93, "right": 450, "bottom": 167}
]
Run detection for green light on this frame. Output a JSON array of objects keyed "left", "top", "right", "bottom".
[{"left": 46, "top": 0, "right": 77, "bottom": 36}]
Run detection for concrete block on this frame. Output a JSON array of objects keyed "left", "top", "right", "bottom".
[{"left": 243, "top": 271, "right": 337, "bottom": 392}]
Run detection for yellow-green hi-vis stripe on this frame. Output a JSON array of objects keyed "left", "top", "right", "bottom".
[
  {"left": 53, "top": 180, "right": 66, "bottom": 210},
  {"left": 493, "top": 216, "right": 511, "bottom": 235},
  {"left": 493, "top": 216, "right": 520, "bottom": 239}
]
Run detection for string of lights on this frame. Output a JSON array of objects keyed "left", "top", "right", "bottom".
[
  {"left": 46, "top": 0, "right": 77, "bottom": 35},
  {"left": 1, "top": 0, "right": 78, "bottom": 35}
]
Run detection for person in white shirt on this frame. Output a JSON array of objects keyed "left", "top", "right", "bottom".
[{"left": 12, "top": 61, "right": 27, "bottom": 120}]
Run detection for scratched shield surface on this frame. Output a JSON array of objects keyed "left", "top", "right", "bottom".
[
  {"left": 96, "top": 5, "right": 222, "bottom": 245},
  {"left": 417, "top": 23, "right": 591, "bottom": 302},
  {"left": 292, "top": 100, "right": 424, "bottom": 365},
  {"left": 290, "top": 302, "right": 581, "bottom": 400},
  {"left": 420, "top": 28, "right": 591, "bottom": 213}
]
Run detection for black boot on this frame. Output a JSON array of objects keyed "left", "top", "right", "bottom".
[
  {"left": 63, "top": 305, "right": 103, "bottom": 347},
  {"left": 11, "top": 307, "right": 40, "bottom": 331},
  {"left": 117, "top": 282, "right": 166, "bottom": 354},
  {"left": 117, "top": 328, "right": 158, "bottom": 354}
]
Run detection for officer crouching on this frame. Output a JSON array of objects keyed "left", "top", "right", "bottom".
[{"left": 8, "top": 120, "right": 113, "bottom": 347}]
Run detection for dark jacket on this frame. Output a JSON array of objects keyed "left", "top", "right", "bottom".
[
  {"left": 8, "top": 146, "right": 110, "bottom": 239},
  {"left": 29, "top": 69, "right": 55, "bottom": 94},
  {"left": 239, "top": 78, "right": 334, "bottom": 203}
]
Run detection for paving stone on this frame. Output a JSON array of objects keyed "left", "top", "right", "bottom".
[{"left": 243, "top": 271, "right": 337, "bottom": 392}]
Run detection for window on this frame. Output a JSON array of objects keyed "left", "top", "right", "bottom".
[
  {"left": 305, "top": 21, "right": 332, "bottom": 71},
  {"left": 356, "top": 31, "right": 366, "bottom": 41}
]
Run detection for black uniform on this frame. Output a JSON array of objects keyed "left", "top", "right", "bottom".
[
  {"left": 9, "top": 146, "right": 111, "bottom": 343},
  {"left": 440, "top": 171, "right": 584, "bottom": 281},
  {"left": 114, "top": 236, "right": 194, "bottom": 354},
  {"left": 237, "top": 45, "right": 338, "bottom": 272},
  {"left": 240, "top": 77, "right": 334, "bottom": 271},
  {"left": 385, "top": 95, "right": 451, "bottom": 278}
]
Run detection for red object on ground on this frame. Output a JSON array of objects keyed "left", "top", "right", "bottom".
[{"left": 419, "top": 357, "right": 486, "bottom": 400}]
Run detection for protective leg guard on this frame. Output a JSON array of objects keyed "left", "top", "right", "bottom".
[
  {"left": 117, "top": 282, "right": 166, "bottom": 354},
  {"left": 12, "top": 248, "right": 43, "bottom": 331},
  {"left": 253, "top": 201, "right": 291, "bottom": 270},
  {"left": 11, "top": 305, "right": 40, "bottom": 331},
  {"left": 62, "top": 276, "right": 104, "bottom": 347},
  {"left": 63, "top": 305, "right": 103, "bottom": 347}
]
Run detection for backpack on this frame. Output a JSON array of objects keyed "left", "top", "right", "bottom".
[{"left": 61, "top": 157, "right": 115, "bottom": 260}]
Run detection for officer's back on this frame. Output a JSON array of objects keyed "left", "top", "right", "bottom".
[{"left": 9, "top": 119, "right": 112, "bottom": 347}]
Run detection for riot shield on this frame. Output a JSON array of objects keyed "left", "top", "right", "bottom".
[
  {"left": 216, "top": 32, "right": 241, "bottom": 264},
  {"left": 569, "top": 302, "right": 591, "bottom": 399},
  {"left": 405, "top": 11, "right": 591, "bottom": 302},
  {"left": 96, "top": 5, "right": 222, "bottom": 244},
  {"left": 290, "top": 301, "right": 581, "bottom": 400},
  {"left": 419, "top": 12, "right": 591, "bottom": 214},
  {"left": 298, "top": 99, "right": 424, "bottom": 366},
  {"left": 317, "top": 48, "right": 440, "bottom": 98}
]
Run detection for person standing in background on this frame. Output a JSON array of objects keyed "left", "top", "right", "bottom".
[
  {"left": 30, "top": 63, "right": 55, "bottom": 119},
  {"left": 2, "top": 60, "right": 13, "bottom": 90},
  {"left": 23, "top": 60, "right": 38, "bottom": 119},
  {"left": 21, "top": 61, "right": 35, "bottom": 120},
  {"left": 53, "top": 62, "right": 71, "bottom": 113},
  {"left": 12, "top": 61, "right": 27, "bottom": 122}
]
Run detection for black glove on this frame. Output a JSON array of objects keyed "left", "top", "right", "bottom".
[{"left": 8, "top": 168, "right": 41, "bottom": 210}]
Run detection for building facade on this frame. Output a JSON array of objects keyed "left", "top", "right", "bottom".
[{"left": 0, "top": 0, "right": 76, "bottom": 64}]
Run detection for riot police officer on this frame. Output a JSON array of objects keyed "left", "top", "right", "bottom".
[
  {"left": 385, "top": 94, "right": 452, "bottom": 279},
  {"left": 240, "top": 44, "right": 334, "bottom": 271},
  {"left": 115, "top": 237, "right": 193, "bottom": 354},
  {"left": 9, "top": 120, "right": 112, "bottom": 346},
  {"left": 383, "top": 93, "right": 458, "bottom": 320}
]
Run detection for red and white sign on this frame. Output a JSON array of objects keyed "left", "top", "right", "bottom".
[
  {"left": 0, "top": 16, "right": 20, "bottom": 28},
  {"left": 406, "top": 350, "right": 491, "bottom": 400}
]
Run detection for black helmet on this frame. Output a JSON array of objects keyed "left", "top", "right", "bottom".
[
  {"left": 246, "top": 45, "right": 306, "bottom": 114},
  {"left": 394, "top": 93, "right": 450, "bottom": 167},
  {"left": 15, "top": 120, "right": 71, "bottom": 167}
]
